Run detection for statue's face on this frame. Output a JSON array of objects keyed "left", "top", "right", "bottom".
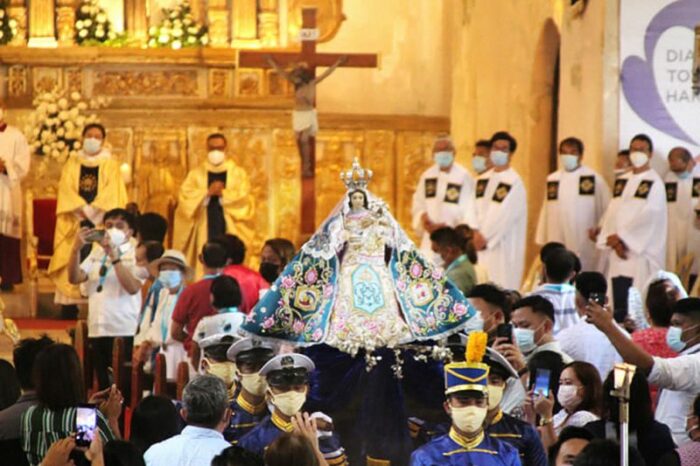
[{"left": 350, "top": 191, "right": 365, "bottom": 210}]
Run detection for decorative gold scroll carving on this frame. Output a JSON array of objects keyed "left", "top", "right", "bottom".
[
  {"left": 56, "top": 0, "right": 76, "bottom": 46},
  {"left": 209, "top": 69, "right": 229, "bottom": 97},
  {"left": 65, "top": 68, "right": 83, "bottom": 94},
  {"left": 93, "top": 70, "right": 199, "bottom": 96},
  {"left": 235, "top": 69, "right": 262, "bottom": 96},
  {"left": 8, "top": 65, "right": 28, "bottom": 97},
  {"left": 272, "top": 129, "right": 301, "bottom": 246}
]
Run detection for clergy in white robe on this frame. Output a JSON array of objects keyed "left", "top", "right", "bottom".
[
  {"left": 412, "top": 135, "right": 475, "bottom": 262},
  {"left": 664, "top": 147, "right": 700, "bottom": 274},
  {"left": 597, "top": 134, "right": 667, "bottom": 314},
  {"left": 472, "top": 131, "right": 527, "bottom": 290},
  {"left": 0, "top": 105, "right": 30, "bottom": 288},
  {"left": 535, "top": 137, "right": 611, "bottom": 272}
]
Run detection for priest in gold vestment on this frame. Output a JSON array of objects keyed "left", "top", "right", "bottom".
[
  {"left": 173, "top": 133, "right": 254, "bottom": 277},
  {"left": 48, "top": 124, "right": 128, "bottom": 303}
]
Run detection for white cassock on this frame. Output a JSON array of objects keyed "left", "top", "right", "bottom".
[
  {"left": 473, "top": 168, "right": 527, "bottom": 290},
  {"left": 597, "top": 170, "right": 667, "bottom": 289},
  {"left": 411, "top": 163, "right": 475, "bottom": 259},
  {"left": 535, "top": 165, "right": 611, "bottom": 271},
  {"left": 0, "top": 125, "right": 30, "bottom": 240},
  {"left": 664, "top": 168, "right": 700, "bottom": 273}
]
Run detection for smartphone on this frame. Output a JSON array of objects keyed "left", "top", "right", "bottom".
[
  {"left": 84, "top": 229, "right": 106, "bottom": 243},
  {"left": 532, "top": 368, "right": 551, "bottom": 397},
  {"left": 75, "top": 404, "right": 97, "bottom": 448},
  {"left": 589, "top": 292, "right": 605, "bottom": 305},
  {"left": 496, "top": 323, "right": 513, "bottom": 343}
]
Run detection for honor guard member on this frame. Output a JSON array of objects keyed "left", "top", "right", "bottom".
[
  {"left": 238, "top": 353, "right": 348, "bottom": 465},
  {"left": 412, "top": 134, "right": 476, "bottom": 264},
  {"left": 410, "top": 332, "right": 521, "bottom": 466},
  {"left": 224, "top": 338, "right": 277, "bottom": 442}
]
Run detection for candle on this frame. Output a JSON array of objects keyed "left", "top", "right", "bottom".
[{"left": 120, "top": 162, "right": 132, "bottom": 184}]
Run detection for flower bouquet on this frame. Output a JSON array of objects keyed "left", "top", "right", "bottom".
[
  {"left": 0, "top": 1, "right": 18, "bottom": 45},
  {"left": 75, "top": 0, "right": 117, "bottom": 45},
  {"left": 147, "top": 0, "right": 208, "bottom": 50}
]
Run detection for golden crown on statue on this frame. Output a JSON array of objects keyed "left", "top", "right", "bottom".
[{"left": 340, "top": 157, "right": 373, "bottom": 190}]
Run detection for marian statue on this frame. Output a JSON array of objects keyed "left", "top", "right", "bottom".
[{"left": 243, "top": 158, "right": 481, "bottom": 356}]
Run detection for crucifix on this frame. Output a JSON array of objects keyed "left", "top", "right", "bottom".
[{"left": 238, "top": 8, "right": 378, "bottom": 238}]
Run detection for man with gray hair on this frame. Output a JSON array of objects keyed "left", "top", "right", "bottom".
[
  {"left": 144, "top": 375, "right": 232, "bottom": 466},
  {"left": 412, "top": 134, "right": 475, "bottom": 264}
]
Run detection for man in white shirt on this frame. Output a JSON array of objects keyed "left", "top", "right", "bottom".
[
  {"left": 586, "top": 296, "right": 700, "bottom": 445},
  {"left": 68, "top": 208, "right": 146, "bottom": 389},
  {"left": 145, "top": 375, "right": 232, "bottom": 466},
  {"left": 412, "top": 135, "right": 475, "bottom": 263},
  {"left": 535, "top": 137, "right": 611, "bottom": 272},
  {"left": 0, "top": 100, "right": 30, "bottom": 291},
  {"left": 531, "top": 248, "right": 580, "bottom": 335},
  {"left": 472, "top": 131, "right": 528, "bottom": 290},
  {"left": 664, "top": 147, "right": 700, "bottom": 273},
  {"left": 597, "top": 134, "right": 667, "bottom": 322},
  {"left": 558, "top": 271, "right": 623, "bottom": 379}
]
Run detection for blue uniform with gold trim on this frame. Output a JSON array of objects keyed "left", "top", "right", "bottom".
[
  {"left": 238, "top": 413, "right": 348, "bottom": 466},
  {"left": 410, "top": 430, "right": 521, "bottom": 466},
  {"left": 489, "top": 410, "right": 546, "bottom": 466},
  {"left": 224, "top": 393, "right": 269, "bottom": 443}
]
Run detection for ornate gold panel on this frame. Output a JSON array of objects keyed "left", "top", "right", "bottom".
[
  {"left": 235, "top": 68, "right": 263, "bottom": 97},
  {"left": 65, "top": 68, "right": 83, "bottom": 94},
  {"left": 272, "top": 129, "right": 301, "bottom": 246},
  {"left": 8, "top": 65, "right": 28, "bottom": 97},
  {"left": 361, "top": 130, "right": 396, "bottom": 212},
  {"left": 32, "top": 68, "right": 62, "bottom": 94},
  {"left": 93, "top": 71, "right": 199, "bottom": 96},
  {"left": 315, "top": 130, "right": 358, "bottom": 225}
]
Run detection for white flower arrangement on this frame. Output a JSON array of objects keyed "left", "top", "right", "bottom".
[
  {"left": 0, "top": 0, "right": 18, "bottom": 45},
  {"left": 148, "top": 0, "right": 208, "bottom": 50},
  {"left": 75, "top": 0, "right": 116, "bottom": 45},
  {"left": 25, "top": 88, "right": 110, "bottom": 162}
]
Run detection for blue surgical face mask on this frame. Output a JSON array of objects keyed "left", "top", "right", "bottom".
[
  {"left": 159, "top": 270, "right": 183, "bottom": 289},
  {"left": 490, "top": 150, "right": 509, "bottom": 167},
  {"left": 666, "top": 324, "right": 700, "bottom": 352},
  {"left": 560, "top": 154, "right": 579, "bottom": 172},
  {"left": 434, "top": 151, "right": 454, "bottom": 169},
  {"left": 513, "top": 328, "right": 536, "bottom": 354},
  {"left": 472, "top": 155, "right": 487, "bottom": 174},
  {"left": 83, "top": 137, "right": 102, "bottom": 155}
]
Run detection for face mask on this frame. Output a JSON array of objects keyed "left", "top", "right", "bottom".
[
  {"left": 678, "top": 171, "right": 691, "bottom": 180},
  {"left": 239, "top": 372, "right": 267, "bottom": 397},
  {"left": 434, "top": 151, "right": 455, "bottom": 169},
  {"left": 513, "top": 328, "right": 536, "bottom": 354},
  {"left": 83, "top": 137, "right": 102, "bottom": 155},
  {"left": 560, "top": 154, "right": 579, "bottom": 172},
  {"left": 557, "top": 384, "right": 582, "bottom": 411},
  {"left": 450, "top": 405, "right": 487, "bottom": 433},
  {"left": 259, "top": 262, "right": 281, "bottom": 284},
  {"left": 630, "top": 151, "right": 649, "bottom": 168},
  {"left": 270, "top": 390, "right": 307, "bottom": 417},
  {"left": 208, "top": 150, "right": 225, "bottom": 166},
  {"left": 490, "top": 150, "right": 509, "bottom": 167},
  {"left": 472, "top": 156, "right": 487, "bottom": 174},
  {"left": 487, "top": 385, "right": 505, "bottom": 410},
  {"left": 665, "top": 324, "right": 700, "bottom": 352},
  {"left": 204, "top": 359, "right": 237, "bottom": 387},
  {"left": 107, "top": 228, "right": 127, "bottom": 247},
  {"left": 159, "top": 270, "right": 182, "bottom": 289}
]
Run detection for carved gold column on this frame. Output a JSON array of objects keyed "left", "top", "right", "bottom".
[
  {"left": 258, "top": 0, "right": 279, "bottom": 47},
  {"left": 28, "top": 0, "right": 57, "bottom": 47},
  {"left": 125, "top": 0, "right": 149, "bottom": 45},
  {"left": 207, "top": 0, "right": 229, "bottom": 47},
  {"left": 231, "top": 0, "right": 258, "bottom": 47},
  {"left": 56, "top": 0, "right": 76, "bottom": 46},
  {"left": 8, "top": 0, "right": 27, "bottom": 45}
]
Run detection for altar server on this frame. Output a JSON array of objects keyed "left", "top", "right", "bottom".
[
  {"left": 535, "top": 137, "right": 610, "bottom": 272},
  {"left": 472, "top": 131, "right": 527, "bottom": 290},
  {"left": 412, "top": 134, "right": 475, "bottom": 263}
]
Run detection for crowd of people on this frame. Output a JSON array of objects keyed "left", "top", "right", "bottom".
[{"left": 1, "top": 117, "right": 700, "bottom": 466}]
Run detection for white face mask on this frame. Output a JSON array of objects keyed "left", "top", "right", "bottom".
[
  {"left": 490, "top": 150, "right": 509, "bottom": 167},
  {"left": 239, "top": 372, "right": 268, "bottom": 397},
  {"left": 630, "top": 151, "right": 649, "bottom": 168},
  {"left": 557, "top": 384, "right": 582, "bottom": 411},
  {"left": 83, "top": 137, "right": 102, "bottom": 155},
  {"left": 208, "top": 150, "right": 225, "bottom": 166},
  {"left": 450, "top": 405, "right": 487, "bottom": 433},
  {"left": 107, "top": 228, "right": 127, "bottom": 247},
  {"left": 487, "top": 384, "right": 505, "bottom": 410},
  {"left": 560, "top": 154, "right": 579, "bottom": 172},
  {"left": 472, "top": 155, "right": 487, "bottom": 174},
  {"left": 270, "top": 390, "right": 307, "bottom": 417}
]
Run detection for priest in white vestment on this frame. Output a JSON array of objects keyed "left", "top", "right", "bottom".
[
  {"left": 472, "top": 131, "right": 527, "bottom": 290},
  {"left": 597, "top": 134, "right": 667, "bottom": 316},
  {"left": 535, "top": 137, "right": 611, "bottom": 272},
  {"left": 0, "top": 102, "right": 30, "bottom": 289},
  {"left": 412, "top": 135, "right": 475, "bottom": 264}
]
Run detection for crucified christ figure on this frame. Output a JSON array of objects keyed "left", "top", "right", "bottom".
[{"left": 266, "top": 54, "right": 348, "bottom": 171}]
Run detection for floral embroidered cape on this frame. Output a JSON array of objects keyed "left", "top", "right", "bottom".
[{"left": 241, "top": 189, "right": 481, "bottom": 350}]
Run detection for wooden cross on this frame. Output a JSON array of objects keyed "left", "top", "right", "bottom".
[{"left": 238, "top": 8, "right": 378, "bottom": 238}]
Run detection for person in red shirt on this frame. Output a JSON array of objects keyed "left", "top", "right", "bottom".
[
  {"left": 214, "top": 234, "right": 267, "bottom": 314},
  {"left": 171, "top": 241, "right": 227, "bottom": 357}
]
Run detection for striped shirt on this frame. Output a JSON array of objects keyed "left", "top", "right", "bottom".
[
  {"left": 531, "top": 283, "right": 580, "bottom": 335},
  {"left": 20, "top": 405, "right": 115, "bottom": 466}
]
